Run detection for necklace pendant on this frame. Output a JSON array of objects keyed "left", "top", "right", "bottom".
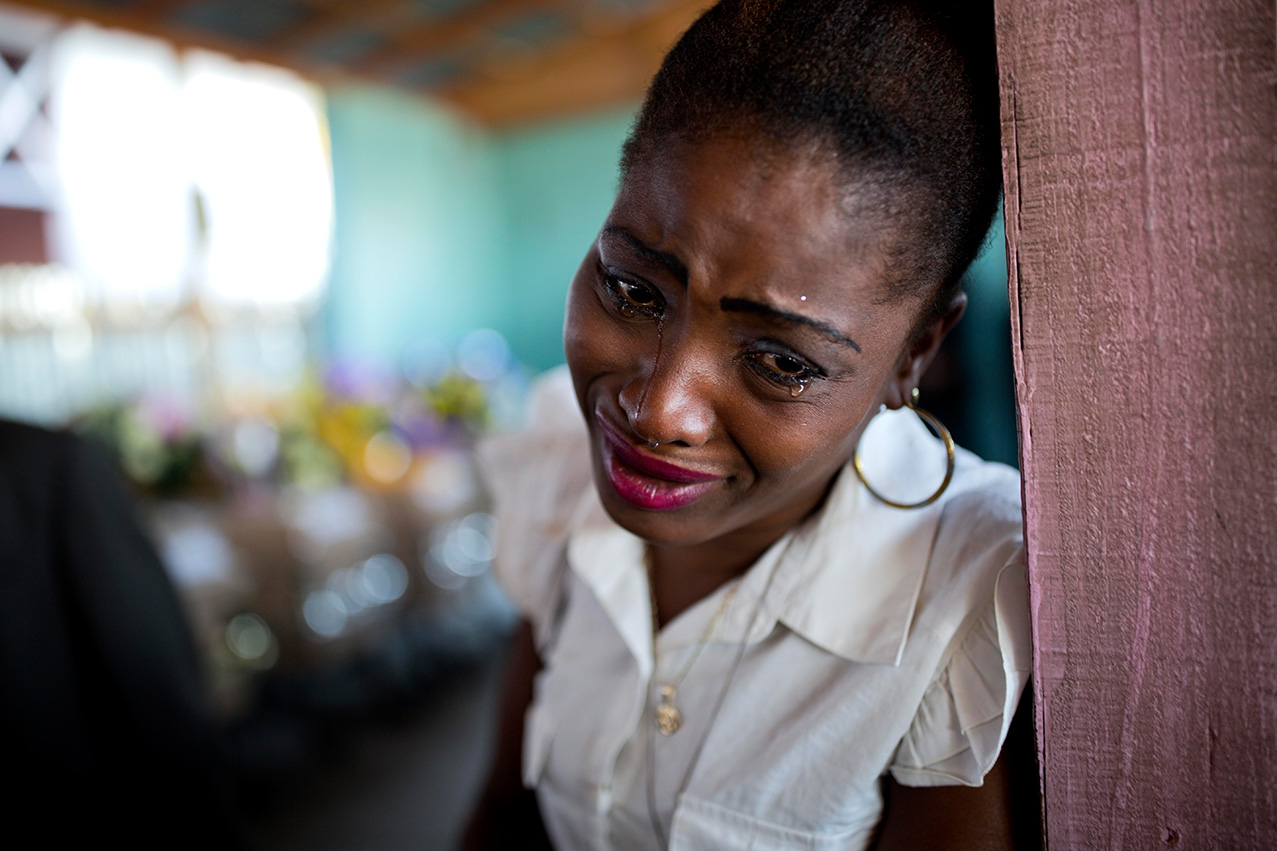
[{"left": 655, "top": 684, "right": 682, "bottom": 735}]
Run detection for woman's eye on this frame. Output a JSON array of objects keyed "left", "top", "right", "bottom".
[
  {"left": 746, "top": 351, "right": 822, "bottom": 391},
  {"left": 604, "top": 274, "right": 663, "bottom": 317},
  {"left": 769, "top": 354, "right": 808, "bottom": 376}
]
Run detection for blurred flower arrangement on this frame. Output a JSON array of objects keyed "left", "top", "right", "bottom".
[
  {"left": 77, "top": 399, "right": 215, "bottom": 498},
  {"left": 75, "top": 331, "right": 530, "bottom": 502}
]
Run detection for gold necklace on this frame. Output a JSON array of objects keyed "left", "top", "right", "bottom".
[
  {"left": 645, "top": 549, "right": 741, "bottom": 735},
  {"left": 643, "top": 536, "right": 795, "bottom": 850}
]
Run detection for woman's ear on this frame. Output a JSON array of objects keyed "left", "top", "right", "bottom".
[{"left": 885, "top": 291, "right": 968, "bottom": 409}]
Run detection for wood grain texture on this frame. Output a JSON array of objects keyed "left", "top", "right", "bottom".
[{"left": 995, "top": 0, "right": 1277, "bottom": 846}]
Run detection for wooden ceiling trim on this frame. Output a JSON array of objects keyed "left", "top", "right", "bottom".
[
  {"left": 1, "top": 0, "right": 343, "bottom": 78},
  {"left": 438, "top": 0, "right": 703, "bottom": 127},
  {"left": 0, "top": 0, "right": 701, "bottom": 128},
  {"left": 349, "top": 0, "right": 568, "bottom": 78},
  {"left": 129, "top": 0, "right": 190, "bottom": 16},
  {"left": 267, "top": 0, "right": 407, "bottom": 55}
]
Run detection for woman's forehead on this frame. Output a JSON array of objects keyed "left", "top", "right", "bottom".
[{"left": 610, "top": 137, "right": 900, "bottom": 303}]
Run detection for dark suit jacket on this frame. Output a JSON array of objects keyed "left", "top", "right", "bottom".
[{"left": 0, "top": 419, "right": 241, "bottom": 846}]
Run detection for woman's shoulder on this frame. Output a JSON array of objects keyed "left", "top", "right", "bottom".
[
  {"left": 946, "top": 443, "right": 1022, "bottom": 521},
  {"left": 929, "top": 446, "right": 1024, "bottom": 592},
  {"left": 885, "top": 437, "right": 1030, "bottom": 789},
  {"left": 846, "top": 406, "right": 1023, "bottom": 584},
  {"left": 475, "top": 368, "right": 594, "bottom": 634},
  {"left": 929, "top": 445, "right": 1023, "bottom": 578}
]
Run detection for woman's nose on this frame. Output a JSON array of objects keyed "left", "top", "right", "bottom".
[{"left": 618, "top": 333, "right": 715, "bottom": 448}]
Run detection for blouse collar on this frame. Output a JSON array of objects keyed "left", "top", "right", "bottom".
[{"left": 566, "top": 407, "right": 952, "bottom": 670}]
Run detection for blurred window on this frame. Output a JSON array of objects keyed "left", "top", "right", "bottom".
[
  {"left": 50, "top": 25, "right": 190, "bottom": 310},
  {"left": 48, "top": 25, "right": 332, "bottom": 311},
  {"left": 183, "top": 50, "right": 332, "bottom": 310},
  {"left": 0, "top": 11, "right": 333, "bottom": 422}
]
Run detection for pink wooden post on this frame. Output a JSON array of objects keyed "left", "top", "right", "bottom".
[{"left": 994, "top": 0, "right": 1276, "bottom": 845}]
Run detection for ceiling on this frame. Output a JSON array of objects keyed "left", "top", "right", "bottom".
[{"left": 0, "top": 0, "right": 708, "bottom": 127}]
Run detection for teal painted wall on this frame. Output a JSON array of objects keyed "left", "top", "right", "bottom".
[
  {"left": 954, "top": 214, "right": 1018, "bottom": 467},
  {"left": 491, "top": 106, "right": 636, "bottom": 369},
  {"left": 323, "top": 87, "right": 635, "bottom": 373},
  {"left": 323, "top": 87, "right": 502, "bottom": 368}
]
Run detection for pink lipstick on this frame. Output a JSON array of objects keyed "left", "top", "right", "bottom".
[{"left": 596, "top": 414, "right": 720, "bottom": 511}]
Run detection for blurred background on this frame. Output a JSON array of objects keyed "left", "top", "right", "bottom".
[{"left": 0, "top": 0, "right": 1016, "bottom": 847}]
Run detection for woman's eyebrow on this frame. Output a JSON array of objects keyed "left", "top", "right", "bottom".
[
  {"left": 601, "top": 225, "right": 689, "bottom": 288},
  {"left": 719, "top": 296, "right": 862, "bottom": 352}
]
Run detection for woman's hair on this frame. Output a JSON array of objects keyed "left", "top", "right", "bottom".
[{"left": 620, "top": 0, "right": 1001, "bottom": 315}]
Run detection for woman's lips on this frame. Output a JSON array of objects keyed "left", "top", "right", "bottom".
[{"left": 596, "top": 414, "right": 721, "bottom": 511}]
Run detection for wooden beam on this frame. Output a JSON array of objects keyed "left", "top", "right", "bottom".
[{"left": 995, "top": 0, "right": 1277, "bottom": 845}]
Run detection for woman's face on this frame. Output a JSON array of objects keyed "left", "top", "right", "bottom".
[{"left": 564, "top": 137, "right": 946, "bottom": 556}]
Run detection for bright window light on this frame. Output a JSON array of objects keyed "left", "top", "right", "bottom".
[
  {"left": 49, "top": 25, "right": 190, "bottom": 308},
  {"left": 183, "top": 51, "right": 333, "bottom": 309},
  {"left": 47, "top": 27, "right": 332, "bottom": 311}
]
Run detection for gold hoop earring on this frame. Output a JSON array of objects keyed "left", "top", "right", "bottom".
[{"left": 853, "top": 388, "right": 956, "bottom": 510}]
